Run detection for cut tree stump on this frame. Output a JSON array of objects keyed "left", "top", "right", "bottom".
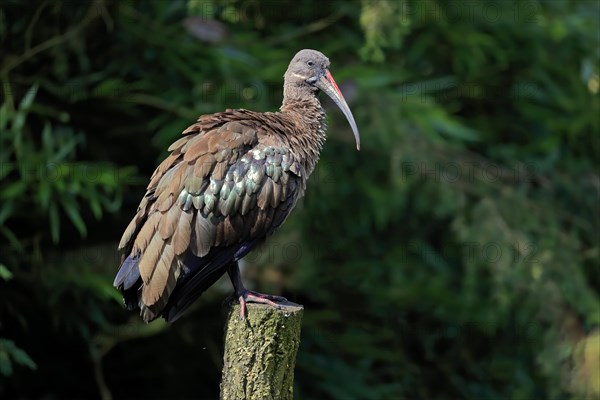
[{"left": 220, "top": 301, "right": 304, "bottom": 400}]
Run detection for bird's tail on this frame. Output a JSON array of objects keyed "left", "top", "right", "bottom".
[{"left": 114, "top": 247, "right": 237, "bottom": 323}]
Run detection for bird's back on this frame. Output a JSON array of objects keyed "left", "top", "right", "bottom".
[{"left": 114, "top": 109, "right": 307, "bottom": 322}]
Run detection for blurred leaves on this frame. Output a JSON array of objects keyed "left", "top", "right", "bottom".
[
  {"left": 570, "top": 330, "right": 600, "bottom": 396},
  {"left": 0, "top": 340, "right": 37, "bottom": 377},
  {"left": 0, "top": 265, "right": 12, "bottom": 281},
  {"left": 360, "top": 0, "right": 411, "bottom": 62},
  {"left": 0, "top": 86, "right": 136, "bottom": 243}
]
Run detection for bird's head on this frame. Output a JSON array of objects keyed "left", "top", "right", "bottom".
[{"left": 284, "top": 49, "right": 361, "bottom": 150}]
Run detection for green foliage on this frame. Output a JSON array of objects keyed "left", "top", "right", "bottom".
[
  {"left": 0, "top": 339, "right": 37, "bottom": 377},
  {"left": 359, "top": 0, "right": 411, "bottom": 62},
  {"left": 290, "top": 1, "right": 599, "bottom": 399},
  {"left": 0, "top": 86, "right": 136, "bottom": 244},
  {"left": 0, "top": 0, "right": 598, "bottom": 399},
  {"left": 0, "top": 264, "right": 12, "bottom": 281}
]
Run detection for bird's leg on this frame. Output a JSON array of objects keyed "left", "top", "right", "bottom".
[{"left": 226, "top": 262, "right": 287, "bottom": 319}]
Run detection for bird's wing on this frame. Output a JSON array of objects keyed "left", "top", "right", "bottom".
[{"left": 114, "top": 117, "right": 305, "bottom": 321}]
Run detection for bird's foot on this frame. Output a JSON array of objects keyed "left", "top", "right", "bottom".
[{"left": 236, "top": 290, "right": 287, "bottom": 319}]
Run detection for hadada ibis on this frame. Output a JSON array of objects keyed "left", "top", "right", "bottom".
[{"left": 114, "top": 49, "right": 361, "bottom": 322}]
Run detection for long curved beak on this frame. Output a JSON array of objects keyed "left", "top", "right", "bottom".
[{"left": 315, "top": 70, "right": 361, "bottom": 150}]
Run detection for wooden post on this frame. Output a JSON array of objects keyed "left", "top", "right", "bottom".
[{"left": 220, "top": 301, "right": 304, "bottom": 400}]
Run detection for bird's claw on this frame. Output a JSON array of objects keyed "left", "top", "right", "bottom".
[{"left": 236, "top": 290, "right": 287, "bottom": 319}]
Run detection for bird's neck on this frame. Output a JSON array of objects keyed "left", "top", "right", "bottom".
[{"left": 280, "top": 92, "right": 327, "bottom": 177}]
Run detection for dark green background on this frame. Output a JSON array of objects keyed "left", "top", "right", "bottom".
[{"left": 1, "top": 1, "right": 598, "bottom": 399}]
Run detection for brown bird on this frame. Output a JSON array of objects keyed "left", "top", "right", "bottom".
[{"left": 114, "top": 49, "right": 360, "bottom": 322}]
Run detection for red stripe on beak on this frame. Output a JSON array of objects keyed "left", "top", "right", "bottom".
[{"left": 326, "top": 70, "right": 343, "bottom": 98}]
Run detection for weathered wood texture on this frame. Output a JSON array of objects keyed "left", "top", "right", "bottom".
[{"left": 220, "top": 302, "right": 304, "bottom": 400}]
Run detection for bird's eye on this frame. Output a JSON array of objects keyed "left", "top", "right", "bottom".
[{"left": 307, "top": 61, "right": 314, "bottom": 66}]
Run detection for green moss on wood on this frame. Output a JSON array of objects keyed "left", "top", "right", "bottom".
[{"left": 220, "top": 302, "right": 304, "bottom": 400}]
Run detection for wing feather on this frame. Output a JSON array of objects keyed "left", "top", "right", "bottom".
[
  {"left": 139, "top": 232, "right": 164, "bottom": 284},
  {"left": 172, "top": 209, "right": 193, "bottom": 255},
  {"left": 142, "top": 240, "right": 175, "bottom": 305},
  {"left": 183, "top": 136, "right": 211, "bottom": 161},
  {"left": 158, "top": 205, "right": 180, "bottom": 240},
  {"left": 118, "top": 212, "right": 141, "bottom": 251},
  {"left": 132, "top": 212, "right": 160, "bottom": 253},
  {"left": 191, "top": 214, "right": 215, "bottom": 257}
]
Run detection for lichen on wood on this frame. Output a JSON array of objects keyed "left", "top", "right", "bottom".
[{"left": 220, "top": 301, "right": 304, "bottom": 400}]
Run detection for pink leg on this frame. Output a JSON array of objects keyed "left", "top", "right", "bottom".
[{"left": 227, "top": 262, "right": 287, "bottom": 319}]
